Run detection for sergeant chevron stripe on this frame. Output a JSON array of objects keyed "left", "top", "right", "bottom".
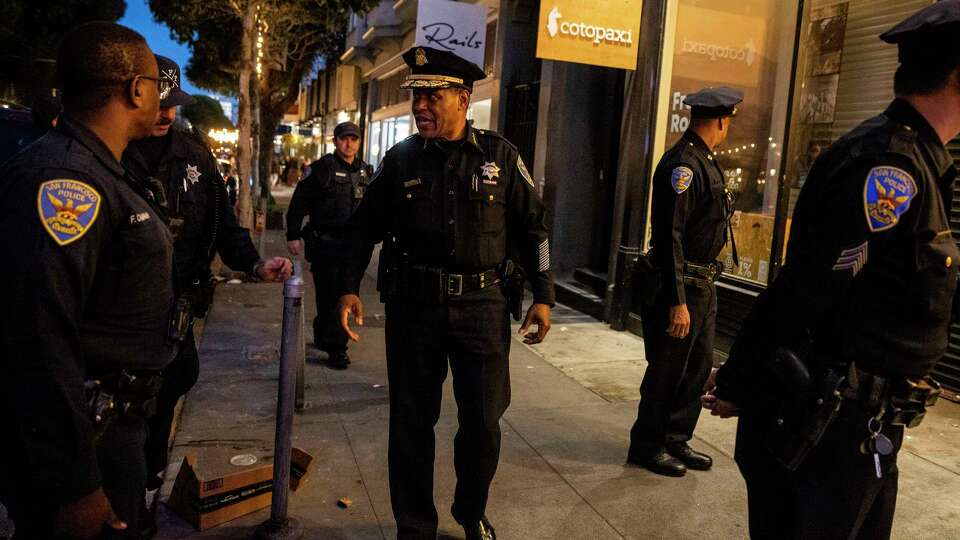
[
  {"left": 832, "top": 241, "right": 868, "bottom": 276},
  {"left": 538, "top": 239, "right": 550, "bottom": 272}
]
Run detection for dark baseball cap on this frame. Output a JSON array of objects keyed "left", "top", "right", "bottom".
[
  {"left": 334, "top": 122, "right": 361, "bottom": 138},
  {"left": 156, "top": 55, "right": 194, "bottom": 108}
]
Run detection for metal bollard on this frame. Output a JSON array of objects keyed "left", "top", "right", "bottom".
[
  {"left": 254, "top": 261, "right": 304, "bottom": 540},
  {"left": 295, "top": 305, "right": 306, "bottom": 412}
]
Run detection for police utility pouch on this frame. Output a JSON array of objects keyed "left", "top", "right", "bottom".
[
  {"left": 886, "top": 376, "right": 941, "bottom": 427},
  {"left": 761, "top": 347, "right": 845, "bottom": 471},
  {"left": 168, "top": 296, "right": 194, "bottom": 343},
  {"left": 84, "top": 380, "right": 117, "bottom": 440}
]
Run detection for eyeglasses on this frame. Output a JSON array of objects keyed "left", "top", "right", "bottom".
[{"left": 135, "top": 75, "right": 173, "bottom": 101}]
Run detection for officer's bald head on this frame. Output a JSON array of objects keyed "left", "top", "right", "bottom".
[{"left": 56, "top": 22, "right": 157, "bottom": 117}]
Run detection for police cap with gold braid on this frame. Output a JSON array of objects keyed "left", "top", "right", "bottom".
[{"left": 400, "top": 46, "right": 487, "bottom": 92}]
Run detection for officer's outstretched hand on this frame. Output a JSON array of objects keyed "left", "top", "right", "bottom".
[
  {"left": 257, "top": 257, "right": 293, "bottom": 282},
  {"left": 338, "top": 294, "right": 364, "bottom": 342},
  {"left": 55, "top": 487, "right": 126, "bottom": 539},
  {"left": 667, "top": 304, "right": 691, "bottom": 339},
  {"left": 520, "top": 303, "right": 552, "bottom": 344}
]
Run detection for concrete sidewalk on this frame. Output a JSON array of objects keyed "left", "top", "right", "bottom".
[{"left": 156, "top": 230, "right": 960, "bottom": 539}]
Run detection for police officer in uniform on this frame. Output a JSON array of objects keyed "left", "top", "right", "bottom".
[
  {"left": 286, "top": 121, "right": 373, "bottom": 369},
  {"left": 337, "top": 47, "right": 554, "bottom": 540},
  {"left": 704, "top": 3, "right": 960, "bottom": 537},
  {"left": 122, "top": 56, "right": 291, "bottom": 536},
  {"left": 0, "top": 23, "right": 174, "bottom": 539},
  {"left": 628, "top": 87, "right": 741, "bottom": 477}
]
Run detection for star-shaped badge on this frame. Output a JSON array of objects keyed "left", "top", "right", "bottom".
[
  {"left": 480, "top": 162, "right": 500, "bottom": 180},
  {"left": 185, "top": 164, "right": 202, "bottom": 185}
]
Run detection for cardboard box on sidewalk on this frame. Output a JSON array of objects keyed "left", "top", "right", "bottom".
[{"left": 167, "top": 446, "right": 313, "bottom": 531}]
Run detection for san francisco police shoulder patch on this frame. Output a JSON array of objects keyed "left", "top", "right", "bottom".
[
  {"left": 671, "top": 166, "right": 694, "bottom": 194},
  {"left": 863, "top": 166, "right": 917, "bottom": 232},
  {"left": 37, "top": 179, "right": 102, "bottom": 246}
]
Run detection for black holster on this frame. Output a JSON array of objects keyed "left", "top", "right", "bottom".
[
  {"left": 759, "top": 347, "right": 846, "bottom": 471},
  {"left": 500, "top": 260, "right": 526, "bottom": 322},
  {"left": 632, "top": 252, "right": 661, "bottom": 307}
]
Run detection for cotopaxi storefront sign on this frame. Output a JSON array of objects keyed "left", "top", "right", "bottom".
[{"left": 535, "top": 0, "right": 643, "bottom": 70}]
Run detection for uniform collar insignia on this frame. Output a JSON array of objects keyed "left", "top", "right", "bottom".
[
  {"left": 480, "top": 161, "right": 500, "bottom": 180},
  {"left": 185, "top": 164, "right": 202, "bottom": 185}
]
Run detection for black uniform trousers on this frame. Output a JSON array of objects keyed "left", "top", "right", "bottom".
[
  {"left": 734, "top": 397, "right": 901, "bottom": 539},
  {"left": 383, "top": 286, "right": 511, "bottom": 540},
  {"left": 97, "top": 416, "right": 149, "bottom": 539},
  {"left": 7, "top": 415, "right": 149, "bottom": 540},
  {"left": 630, "top": 280, "right": 717, "bottom": 456},
  {"left": 145, "top": 326, "right": 200, "bottom": 489},
  {"left": 311, "top": 261, "right": 349, "bottom": 355}
]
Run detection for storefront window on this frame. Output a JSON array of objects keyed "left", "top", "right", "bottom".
[
  {"left": 781, "top": 0, "right": 927, "bottom": 257},
  {"left": 468, "top": 98, "right": 493, "bottom": 130},
  {"left": 366, "top": 115, "right": 411, "bottom": 169},
  {"left": 653, "top": 0, "right": 799, "bottom": 285}
]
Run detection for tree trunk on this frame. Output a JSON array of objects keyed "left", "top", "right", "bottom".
[
  {"left": 252, "top": 71, "right": 262, "bottom": 209},
  {"left": 235, "top": 1, "right": 258, "bottom": 229},
  {"left": 259, "top": 104, "right": 283, "bottom": 200}
]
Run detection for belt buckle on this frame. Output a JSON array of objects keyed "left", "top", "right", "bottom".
[{"left": 447, "top": 273, "right": 463, "bottom": 296}]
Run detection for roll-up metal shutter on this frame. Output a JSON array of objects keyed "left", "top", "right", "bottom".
[
  {"left": 717, "top": 0, "right": 933, "bottom": 354},
  {"left": 936, "top": 140, "right": 960, "bottom": 392}
]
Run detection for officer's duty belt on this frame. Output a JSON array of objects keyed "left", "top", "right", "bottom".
[
  {"left": 89, "top": 369, "right": 164, "bottom": 418},
  {"left": 682, "top": 261, "right": 722, "bottom": 283},
  {"left": 388, "top": 264, "right": 501, "bottom": 303},
  {"left": 444, "top": 268, "right": 501, "bottom": 296},
  {"left": 840, "top": 363, "right": 941, "bottom": 427}
]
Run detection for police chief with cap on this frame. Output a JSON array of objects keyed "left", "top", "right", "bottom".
[
  {"left": 703, "top": 2, "right": 960, "bottom": 538},
  {"left": 122, "top": 55, "right": 292, "bottom": 536},
  {"left": 336, "top": 46, "right": 554, "bottom": 540},
  {"left": 286, "top": 121, "right": 373, "bottom": 370},
  {"left": 0, "top": 22, "right": 175, "bottom": 539},
  {"left": 627, "top": 86, "right": 741, "bottom": 477}
]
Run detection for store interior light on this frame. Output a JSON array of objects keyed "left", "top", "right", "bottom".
[{"left": 209, "top": 128, "right": 239, "bottom": 144}]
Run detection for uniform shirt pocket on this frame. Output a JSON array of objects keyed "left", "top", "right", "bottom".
[
  {"left": 397, "top": 181, "right": 433, "bottom": 230},
  {"left": 469, "top": 185, "right": 506, "bottom": 234}
]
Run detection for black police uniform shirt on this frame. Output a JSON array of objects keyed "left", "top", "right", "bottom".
[
  {"left": 285, "top": 152, "right": 373, "bottom": 258},
  {"left": 650, "top": 130, "right": 732, "bottom": 306},
  {"left": 343, "top": 123, "right": 555, "bottom": 306},
  {"left": 0, "top": 117, "right": 176, "bottom": 504},
  {"left": 124, "top": 128, "right": 260, "bottom": 290},
  {"left": 717, "top": 99, "right": 960, "bottom": 407}
]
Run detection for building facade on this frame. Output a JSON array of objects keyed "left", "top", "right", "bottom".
[{"left": 299, "top": 0, "right": 959, "bottom": 390}]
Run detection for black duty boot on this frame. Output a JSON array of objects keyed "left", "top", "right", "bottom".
[
  {"left": 627, "top": 448, "right": 687, "bottom": 477},
  {"left": 463, "top": 516, "right": 496, "bottom": 540},
  {"left": 139, "top": 494, "right": 158, "bottom": 539},
  {"left": 328, "top": 352, "right": 351, "bottom": 370},
  {"left": 666, "top": 442, "right": 713, "bottom": 470}
]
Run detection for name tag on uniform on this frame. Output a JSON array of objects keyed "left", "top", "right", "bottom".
[
  {"left": 129, "top": 212, "right": 151, "bottom": 225},
  {"left": 403, "top": 178, "right": 421, "bottom": 188},
  {"left": 335, "top": 171, "right": 348, "bottom": 177}
]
